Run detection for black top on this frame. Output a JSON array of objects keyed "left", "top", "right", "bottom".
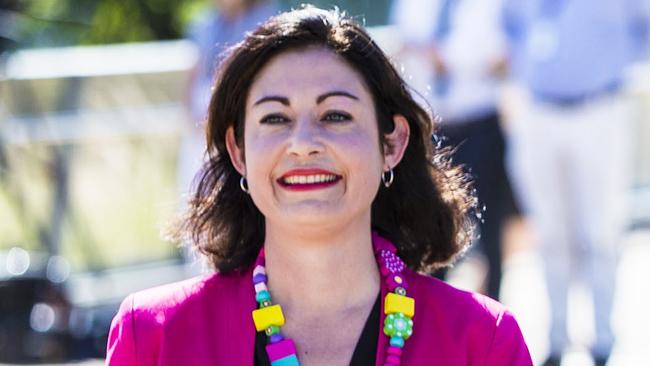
[{"left": 254, "top": 293, "right": 381, "bottom": 366}]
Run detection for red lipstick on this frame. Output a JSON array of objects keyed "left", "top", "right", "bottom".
[{"left": 277, "top": 168, "right": 342, "bottom": 191}]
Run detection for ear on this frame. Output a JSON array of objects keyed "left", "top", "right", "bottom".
[
  {"left": 225, "top": 127, "right": 247, "bottom": 175},
  {"left": 383, "top": 114, "right": 410, "bottom": 170}
]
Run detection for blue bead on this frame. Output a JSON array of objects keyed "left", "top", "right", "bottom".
[
  {"left": 256, "top": 290, "right": 271, "bottom": 303},
  {"left": 253, "top": 273, "right": 267, "bottom": 284},
  {"left": 270, "top": 354, "right": 300, "bottom": 366},
  {"left": 390, "top": 336, "right": 405, "bottom": 348},
  {"left": 269, "top": 333, "right": 285, "bottom": 343}
]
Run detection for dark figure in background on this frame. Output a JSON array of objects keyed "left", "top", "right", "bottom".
[{"left": 391, "top": 0, "right": 517, "bottom": 300}]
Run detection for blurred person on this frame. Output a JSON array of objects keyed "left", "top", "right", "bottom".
[
  {"left": 391, "top": 0, "right": 519, "bottom": 300},
  {"left": 180, "top": 0, "right": 278, "bottom": 201},
  {"left": 106, "top": 7, "right": 533, "bottom": 365},
  {"left": 501, "top": 1, "right": 650, "bottom": 365},
  {"left": 179, "top": 0, "right": 278, "bottom": 272}
]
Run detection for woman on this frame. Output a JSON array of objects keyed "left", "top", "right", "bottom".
[{"left": 107, "top": 6, "right": 532, "bottom": 366}]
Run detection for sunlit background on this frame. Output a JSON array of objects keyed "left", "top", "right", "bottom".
[{"left": 1, "top": 0, "right": 649, "bottom": 365}]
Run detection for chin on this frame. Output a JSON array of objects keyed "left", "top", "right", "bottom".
[{"left": 274, "top": 203, "right": 367, "bottom": 229}]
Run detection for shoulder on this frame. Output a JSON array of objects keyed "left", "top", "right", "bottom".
[
  {"left": 105, "top": 272, "right": 243, "bottom": 365},
  {"left": 119, "top": 272, "right": 235, "bottom": 324},
  {"left": 410, "top": 271, "right": 505, "bottom": 318},
  {"left": 408, "top": 272, "right": 533, "bottom": 365}
]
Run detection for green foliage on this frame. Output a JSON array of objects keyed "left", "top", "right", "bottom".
[
  {"left": 17, "top": 0, "right": 206, "bottom": 47},
  {"left": 13, "top": 0, "right": 391, "bottom": 47}
]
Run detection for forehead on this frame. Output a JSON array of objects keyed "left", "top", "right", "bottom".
[{"left": 247, "top": 47, "right": 371, "bottom": 104}]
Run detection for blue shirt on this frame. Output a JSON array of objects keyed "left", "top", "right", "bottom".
[{"left": 502, "top": 0, "right": 650, "bottom": 100}]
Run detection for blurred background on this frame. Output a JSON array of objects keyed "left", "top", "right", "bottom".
[{"left": 0, "top": 0, "right": 648, "bottom": 365}]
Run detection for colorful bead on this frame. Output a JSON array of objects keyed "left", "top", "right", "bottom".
[
  {"left": 387, "top": 346, "right": 403, "bottom": 356},
  {"left": 387, "top": 274, "right": 409, "bottom": 291},
  {"left": 256, "top": 290, "right": 272, "bottom": 303},
  {"left": 253, "top": 273, "right": 268, "bottom": 284},
  {"left": 265, "top": 325, "right": 280, "bottom": 336},
  {"left": 395, "top": 287, "right": 406, "bottom": 296},
  {"left": 269, "top": 333, "right": 284, "bottom": 343},
  {"left": 386, "top": 355, "right": 401, "bottom": 364},
  {"left": 384, "top": 293, "right": 415, "bottom": 317},
  {"left": 253, "top": 265, "right": 266, "bottom": 276},
  {"left": 384, "top": 313, "right": 413, "bottom": 339},
  {"left": 255, "top": 282, "right": 268, "bottom": 293},
  {"left": 270, "top": 354, "right": 300, "bottom": 366},
  {"left": 266, "top": 339, "right": 298, "bottom": 361},
  {"left": 252, "top": 304, "right": 285, "bottom": 331},
  {"left": 389, "top": 336, "right": 405, "bottom": 348}
]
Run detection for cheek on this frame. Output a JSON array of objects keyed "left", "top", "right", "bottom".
[
  {"left": 244, "top": 138, "right": 279, "bottom": 178},
  {"left": 335, "top": 130, "right": 384, "bottom": 182}
]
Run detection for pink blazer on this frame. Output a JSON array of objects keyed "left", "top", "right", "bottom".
[{"left": 107, "top": 244, "right": 532, "bottom": 365}]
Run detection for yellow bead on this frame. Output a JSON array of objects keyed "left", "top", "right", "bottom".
[
  {"left": 384, "top": 292, "right": 415, "bottom": 318},
  {"left": 252, "top": 304, "right": 285, "bottom": 331}
]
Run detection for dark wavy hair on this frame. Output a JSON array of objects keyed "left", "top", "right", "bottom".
[{"left": 178, "top": 6, "right": 477, "bottom": 274}]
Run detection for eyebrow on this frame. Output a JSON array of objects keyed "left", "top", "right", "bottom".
[
  {"left": 252, "top": 90, "right": 359, "bottom": 107},
  {"left": 316, "top": 91, "right": 359, "bottom": 104}
]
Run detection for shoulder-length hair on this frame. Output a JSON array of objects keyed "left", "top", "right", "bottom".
[{"left": 179, "top": 6, "right": 476, "bottom": 273}]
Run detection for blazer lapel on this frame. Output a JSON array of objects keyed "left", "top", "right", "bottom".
[{"left": 223, "top": 267, "right": 257, "bottom": 365}]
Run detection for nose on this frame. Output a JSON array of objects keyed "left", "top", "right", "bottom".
[{"left": 286, "top": 116, "right": 325, "bottom": 157}]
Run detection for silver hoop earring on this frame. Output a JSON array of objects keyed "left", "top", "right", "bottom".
[
  {"left": 382, "top": 168, "right": 394, "bottom": 188},
  {"left": 239, "top": 176, "right": 249, "bottom": 193}
]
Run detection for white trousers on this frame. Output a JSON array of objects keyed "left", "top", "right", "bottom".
[{"left": 508, "top": 93, "right": 632, "bottom": 357}]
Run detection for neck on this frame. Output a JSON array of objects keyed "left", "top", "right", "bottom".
[{"left": 263, "top": 222, "right": 380, "bottom": 315}]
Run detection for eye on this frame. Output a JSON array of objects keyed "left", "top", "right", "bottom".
[
  {"left": 260, "top": 113, "right": 290, "bottom": 124},
  {"left": 322, "top": 111, "right": 352, "bottom": 122}
]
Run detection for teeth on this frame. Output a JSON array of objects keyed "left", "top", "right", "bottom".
[{"left": 282, "top": 174, "right": 338, "bottom": 185}]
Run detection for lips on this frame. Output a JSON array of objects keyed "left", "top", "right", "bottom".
[{"left": 277, "top": 168, "right": 342, "bottom": 191}]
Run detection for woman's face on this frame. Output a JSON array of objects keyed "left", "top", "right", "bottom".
[{"left": 226, "top": 47, "right": 408, "bottom": 230}]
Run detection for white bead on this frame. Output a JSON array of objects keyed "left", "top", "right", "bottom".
[
  {"left": 253, "top": 265, "right": 266, "bottom": 276},
  {"left": 254, "top": 282, "right": 268, "bottom": 293}
]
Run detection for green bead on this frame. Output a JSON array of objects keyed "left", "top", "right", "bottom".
[
  {"left": 265, "top": 325, "right": 280, "bottom": 336},
  {"left": 256, "top": 290, "right": 271, "bottom": 303},
  {"left": 383, "top": 312, "right": 413, "bottom": 340},
  {"left": 261, "top": 300, "right": 272, "bottom": 308}
]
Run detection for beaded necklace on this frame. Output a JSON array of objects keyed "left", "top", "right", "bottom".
[{"left": 251, "top": 236, "right": 415, "bottom": 366}]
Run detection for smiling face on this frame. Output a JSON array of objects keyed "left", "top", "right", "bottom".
[{"left": 226, "top": 47, "right": 409, "bottom": 232}]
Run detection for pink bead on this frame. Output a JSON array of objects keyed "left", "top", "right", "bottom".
[
  {"left": 386, "top": 355, "right": 401, "bottom": 364},
  {"left": 383, "top": 362, "right": 399, "bottom": 366},
  {"left": 387, "top": 346, "right": 402, "bottom": 356},
  {"left": 253, "top": 265, "right": 266, "bottom": 277},
  {"left": 266, "top": 339, "right": 297, "bottom": 361}
]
